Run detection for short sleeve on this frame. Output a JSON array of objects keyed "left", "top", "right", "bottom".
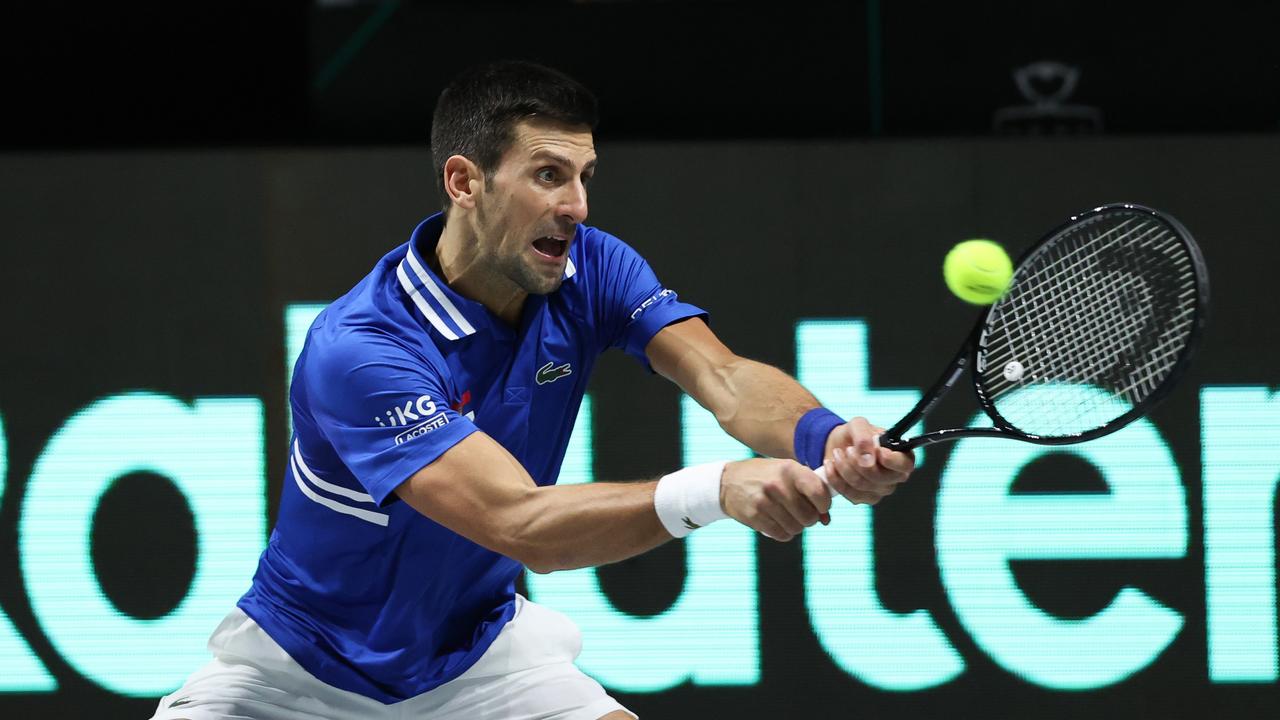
[
  {"left": 591, "top": 231, "right": 708, "bottom": 368},
  {"left": 299, "top": 331, "right": 478, "bottom": 504}
]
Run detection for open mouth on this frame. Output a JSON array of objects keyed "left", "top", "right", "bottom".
[{"left": 532, "top": 236, "right": 568, "bottom": 259}]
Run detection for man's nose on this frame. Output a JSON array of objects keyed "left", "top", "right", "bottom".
[{"left": 559, "top": 180, "right": 588, "bottom": 225}]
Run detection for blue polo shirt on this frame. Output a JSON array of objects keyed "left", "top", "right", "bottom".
[{"left": 238, "top": 213, "right": 706, "bottom": 703}]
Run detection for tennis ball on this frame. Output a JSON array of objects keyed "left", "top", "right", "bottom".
[{"left": 943, "top": 239, "right": 1013, "bottom": 305}]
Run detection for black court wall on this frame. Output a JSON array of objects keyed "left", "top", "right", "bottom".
[{"left": 0, "top": 136, "right": 1277, "bottom": 718}]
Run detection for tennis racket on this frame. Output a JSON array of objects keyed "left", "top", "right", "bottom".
[{"left": 846, "top": 202, "right": 1209, "bottom": 454}]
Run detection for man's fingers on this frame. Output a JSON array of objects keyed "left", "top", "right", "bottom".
[
  {"left": 822, "top": 459, "right": 876, "bottom": 505},
  {"left": 760, "top": 505, "right": 802, "bottom": 540},
  {"left": 845, "top": 489, "right": 887, "bottom": 505},
  {"left": 723, "top": 458, "right": 845, "bottom": 539},
  {"left": 824, "top": 452, "right": 861, "bottom": 497},
  {"left": 829, "top": 448, "right": 884, "bottom": 490},
  {"left": 834, "top": 440, "right": 912, "bottom": 483},
  {"left": 815, "top": 417, "right": 916, "bottom": 508},
  {"left": 754, "top": 515, "right": 790, "bottom": 542},
  {"left": 792, "top": 464, "right": 833, "bottom": 515},
  {"left": 877, "top": 446, "right": 915, "bottom": 474},
  {"left": 773, "top": 488, "right": 820, "bottom": 533},
  {"left": 824, "top": 462, "right": 887, "bottom": 505},
  {"left": 854, "top": 438, "right": 878, "bottom": 467},
  {"left": 764, "top": 465, "right": 829, "bottom": 529},
  {"left": 850, "top": 417, "right": 880, "bottom": 467},
  {"left": 827, "top": 445, "right": 906, "bottom": 505}
]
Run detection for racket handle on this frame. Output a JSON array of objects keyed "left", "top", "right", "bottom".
[{"left": 814, "top": 465, "right": 836, "bottom": 498}]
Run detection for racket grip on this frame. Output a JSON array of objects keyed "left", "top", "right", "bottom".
[{"left": 814, "top": 465, "right": 836, "bottom": 498}]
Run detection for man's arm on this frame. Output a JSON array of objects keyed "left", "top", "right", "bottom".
[
  {"left": 393, "top": 429, "right": 829, "bottom": 572},
  {"left": 393, "top": 431, "right": 666, "bottom": 574},
  {"left": 645, "top": 317, "right": 914, "bottom": 505}
]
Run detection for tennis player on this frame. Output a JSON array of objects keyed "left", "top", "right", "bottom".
[{"left": 151, "top": 60, "right": 914, "bottom": 720}]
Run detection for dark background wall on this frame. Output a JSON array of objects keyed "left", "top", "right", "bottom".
[
  {"left": 3, "top": 1, "right": 1278, "bottom": 148},
  {"left": 1, "top": 136, "right": 1277, "bottom": 718},
  {"left": 0, "top": 1, "right": 1277, "bottom": 718}
]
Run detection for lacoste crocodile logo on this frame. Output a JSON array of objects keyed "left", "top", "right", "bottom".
[{"left": 536, "top": 361, "right": 573, "bottom": 385}]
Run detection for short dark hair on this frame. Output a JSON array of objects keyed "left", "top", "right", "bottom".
[{"left": 430, "top": 60, "right": 599, "bottom": 213}]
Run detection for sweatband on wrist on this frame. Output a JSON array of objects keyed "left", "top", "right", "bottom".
[
  {"left": 654, "top": 461, "right": 728, "bottom": 538},
  {"left": 794, "top": 407, "right": 846, "bottom": 470}
]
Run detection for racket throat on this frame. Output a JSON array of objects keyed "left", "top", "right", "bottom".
[{"left": 880, "top": 351, "right": 971, "bottom": 450}]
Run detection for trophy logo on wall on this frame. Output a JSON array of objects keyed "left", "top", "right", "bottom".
[{"left": 993, "top": 61, "right": 1103, "bottom": 134}]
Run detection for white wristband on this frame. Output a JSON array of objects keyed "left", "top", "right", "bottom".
[{"left": 654, "top": 461, "right": 728, "bottom": 538}]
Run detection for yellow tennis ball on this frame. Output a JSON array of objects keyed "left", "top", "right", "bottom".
[{"left": 943, "top": 239, "right": 1013, "bottom": 305}]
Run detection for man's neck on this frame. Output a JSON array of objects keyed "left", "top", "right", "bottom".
[{"left": 434, "top": 218, "right": 526, "bottom": 327}]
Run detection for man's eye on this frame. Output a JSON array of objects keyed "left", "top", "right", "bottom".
[{"left": 537, "top": 168, "right": 557, "bottom": 182}]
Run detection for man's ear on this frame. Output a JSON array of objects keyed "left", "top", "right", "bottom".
[{"left": 443, "top": 155, "right": 483, "bottom": 210}]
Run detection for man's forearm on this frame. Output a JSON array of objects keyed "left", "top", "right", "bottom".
[
  {"left": 511, "top": 480, "right": 672, "bottom": 573},
  {"left": 396, "top": 432, "right": 676, "bottom": 574},
  {"left": 688, "top": 356, "right": 821, "bottom": 460}
]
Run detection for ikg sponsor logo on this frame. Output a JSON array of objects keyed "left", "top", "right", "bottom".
[{"left": 375, "top": 394, "right": 450, "bottom": 445}]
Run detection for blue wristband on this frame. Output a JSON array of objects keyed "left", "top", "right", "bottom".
[{"left": 794, "top": 407, "right": 845, "bottom": 470}]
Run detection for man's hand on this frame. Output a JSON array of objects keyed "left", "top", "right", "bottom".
[
  {"left": 822, "top": 417, "right": 915, "bottom": 505},
  {"left": 720, "top": 459, "right": 832, "bottom": 541}
]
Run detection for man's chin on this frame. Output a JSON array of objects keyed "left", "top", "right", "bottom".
[
  {"left": 515, "top": 268, "right": 564, "bottom": 296},
  {"left": 526, "top": 276, "right": 564, "bottom": 295},
  {"left": 503, "top": 256, "right": 566, "bottom": 296}
]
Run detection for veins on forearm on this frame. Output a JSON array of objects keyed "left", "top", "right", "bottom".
[{"left": 703, "top": 357, "right": 819, "bottom": 458}]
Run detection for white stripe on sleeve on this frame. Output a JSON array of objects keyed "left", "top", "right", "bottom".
[
  {"left": 293, "top": 441, "right": 376, "bottom": 503},
  {"left": 290, "top": 456, "right": 390, "bottom": 527}
]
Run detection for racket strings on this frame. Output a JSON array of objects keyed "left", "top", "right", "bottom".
[
  {"left": 1044, "top": 262, "right": 1156, "bottom": 394},
  {"left": 999, "top": 225, "right": 1176, "bottom": 404},
  {"left": 1102, "top": 223, "right": 1199, "bottom": 388},
  {"left": 1098, "top": 225, "right": 1194, "bottom": 393},
  {"left": 982, "top": 218, "right": 1154, "bottom": 376},
  {"left": 998, "top": 243, "right": 1152, "bottom": 431},
  {"left": 986, "top": 220, "right": 1163, "bottom": 380},
  {"left": 1111, "top": 324, "right": 1191, "bottom": 400},
  {"left": 985, "top": 220, "right": 1155, "bottom": 387},
  {"left": 992, "top": 222, "right": 1193, "bottom": 429},
  {"left": 977, "top": 210, "right": 1199, "bottom": 436}
]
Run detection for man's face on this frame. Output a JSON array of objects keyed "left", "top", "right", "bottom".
[{"left": 473, "top": 118, "right": 596, "bottom": 295}]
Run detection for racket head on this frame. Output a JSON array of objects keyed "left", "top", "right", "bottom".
[{"left": 970, "top": 203, "right": 1208, "bottom": 444}]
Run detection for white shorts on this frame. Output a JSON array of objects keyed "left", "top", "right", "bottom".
[{"left": 150, "top": 595, "right": 634, "bottom": 720}]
